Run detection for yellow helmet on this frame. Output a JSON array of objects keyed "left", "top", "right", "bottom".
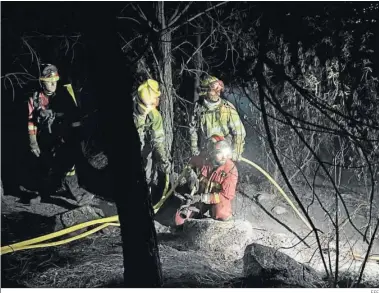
[
  {"left": 137, "top": 79, "right": 161, "bottom": 106},
  {"left": 39, "top": 64, "right": 60, "bottom": 82},
  {"left": 199, "top": 76, "right": 224, "bottom": 97},
  {"left": 201, "top": 76, "right": 219, "bottom": 88}
]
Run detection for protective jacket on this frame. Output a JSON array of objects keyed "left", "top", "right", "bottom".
[
  {"left": 28, "top": 84, "right": 81, "bottom": 180},
  {"left": 28, "top": 84, "right": 81, "bottom": 139},
  {"left": 190, "top": 98, "right": 246, "bottom": 159},
  {"left": 189, "top": 155, "right": 238, "bottom": 220},
  {"left": 133, "top": 102, "right": 167, "bottom": 165}
]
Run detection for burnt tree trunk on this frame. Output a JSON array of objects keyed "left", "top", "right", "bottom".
[
  {"left": 81, "top": 3, "right": 162, "bottom": 287},
  {"left": 157, "top": 1, "right": 174, "bottom": 157}
]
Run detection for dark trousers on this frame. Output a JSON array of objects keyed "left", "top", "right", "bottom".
[
  {"left": 29, "top": 129, "right": 82, "bottom": 196},
  {"left": 143, "top": 151, "right": 166, "bottom": 206}
]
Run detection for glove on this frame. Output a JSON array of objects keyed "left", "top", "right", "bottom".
[
  {"left": 187, "top": 169, "right": 199, "bottom": 192},
  {"left": 38, "top": 109, "right": 55, "bottom": 122},
  {"left": 189, "top": 193, "right": 211, "bottom": 204},
  {"left": 191, "top": 148, "right": 200, "bottom": 157},
  {"left": 189, "top": 194, "right": 202, "bottom": 203},
  {"left": 29, "top": 134, "right": 41, "bottom": 157}
]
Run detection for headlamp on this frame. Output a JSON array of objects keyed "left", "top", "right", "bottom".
[{"left": 213, "top": 141, "right": 232, "bottom": 158}]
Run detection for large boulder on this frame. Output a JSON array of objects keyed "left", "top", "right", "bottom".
[
  {"left": 243, "top": 243, "right": 323, "bottom": 287},
  {"left": 172, "top": 218, "right": 254, "bottom": 262},
  {"left": 54, "top": 205, "right": 105, "bottom": 231}
]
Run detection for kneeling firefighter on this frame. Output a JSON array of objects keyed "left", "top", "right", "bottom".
[
  {"left": 175, "top": 135, "right": 238, "bottom": 225},
  {"left": 133, "top": 79, "right": 171, "bottom": 202},
  {"left": 27, "top": 64, "right": 94, "bottom": 205}
]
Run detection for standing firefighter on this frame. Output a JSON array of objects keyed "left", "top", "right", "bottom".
[
  {"left": 190, "top": 76, "right": 246, "bottom": 161},
  {"left": 175, "top": 135, "right": 238, "bottom": 225},
  {"left": 133, "top": 79, "right": 170, "bottom": 201},
  {"left": 27, "top": 64, "right": 94, "bottom": 205}
]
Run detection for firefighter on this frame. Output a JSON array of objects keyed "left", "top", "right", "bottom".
[
  {"left": 175, "top": 135, "right": 238, "bottom": 225},
  {"left": 27, "top": 64, "right": 94, "bottom": 205},
  {"left": 190, "top": 76, "right": 246, "bottom": 162},
  {"left": 133, "top": 79, "right": 171, "bottom": 201}
]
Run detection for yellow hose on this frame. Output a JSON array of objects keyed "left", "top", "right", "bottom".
[
  {"left": 1, "top": 168, "right": 187, "bottom": 255},
  {"left": 153, "top": 173, "right": 170, "bottom": 211},
  {"left": 2, "top": 216, "right": 119, "bottom": 252},
  {"left": 153, "top": 167, "right": 189, "bottom": 214},
  {"left": 1, "top": 223, "right": 121, "bottom": 254},
  {"left": 240, "top": 157, "right": 313, "bottom": 231},
  {"left": 352, "top": 253, "right": 379, "bottom": 262},
  {"left": 1, "top": 216, "right": 120, "bottom": 255}
]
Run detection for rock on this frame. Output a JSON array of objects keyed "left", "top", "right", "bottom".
[
  {"left": 240, "top": 184, "right": 258, "bottom": 198},
  {"left": 243, "top": 243, "right": 323, "bottom": 287},
  {"left": 54, "top": 205, "right": 105, "bottom": 231},
  {"left": 101, "top": 225, "right": 120, "bottom": 236},
  {"left": 89, "top": 152, "right": 108, "bottom": 170},
  {"left": 272, "top": 206, "right": 287, "bottom": 215},
  {"left": 257, "top": 192, "right": 276, "bottom": 202},
  {"left": 176, "top": 218, "right": 254, "bottom": 262},
  {"left": 155, "top": 221, "right": 171, "bottom": 234}
]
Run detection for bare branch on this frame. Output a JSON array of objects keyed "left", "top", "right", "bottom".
[
  {"left": 172, "top": 41, "right": 197, "bottom": 52},
  {"left": 185, "top": 28, "right": 217, "bottom": 65},
  {"left": 119, "top": 32, "right": 143, "bottom": 54},
  {"left": 168, "top": 2, "right": 193, "bottom": 27},
  {"left": 117, "top": 16, "right": 141, "bottom": 25},
  {"left": 356, "top": 218, "right": 379, "bottom": 286},
  {"left": 128, "top": 3, "right": 159, "bottom": 32},
  {"left": 169, "top": 1, "right": 229, "bottom": 33},
  {"left": 136, "top": 4, "right": 148, "bottom": 22},
  {"left": 334, "top": 193, "right": 339, "bottom": 287},
  {"left": 2, "top": 72, "right": 37, "bottom": 101},
  {"left": 168, "top": 3, "right": 181, "bottom": 25},
  {"left": 120, "top": 3, "right": 132, "bottom": 14}
]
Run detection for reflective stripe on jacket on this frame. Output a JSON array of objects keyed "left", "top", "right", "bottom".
[
  {"left": 189, "top": 155, "right": 238, "bottom": 220},
  {"left": 190, "top": 99, "right": 246, "bottom": 157},
  {"left": 134, "top": 103, "right": 167, "bottom": 163}
]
